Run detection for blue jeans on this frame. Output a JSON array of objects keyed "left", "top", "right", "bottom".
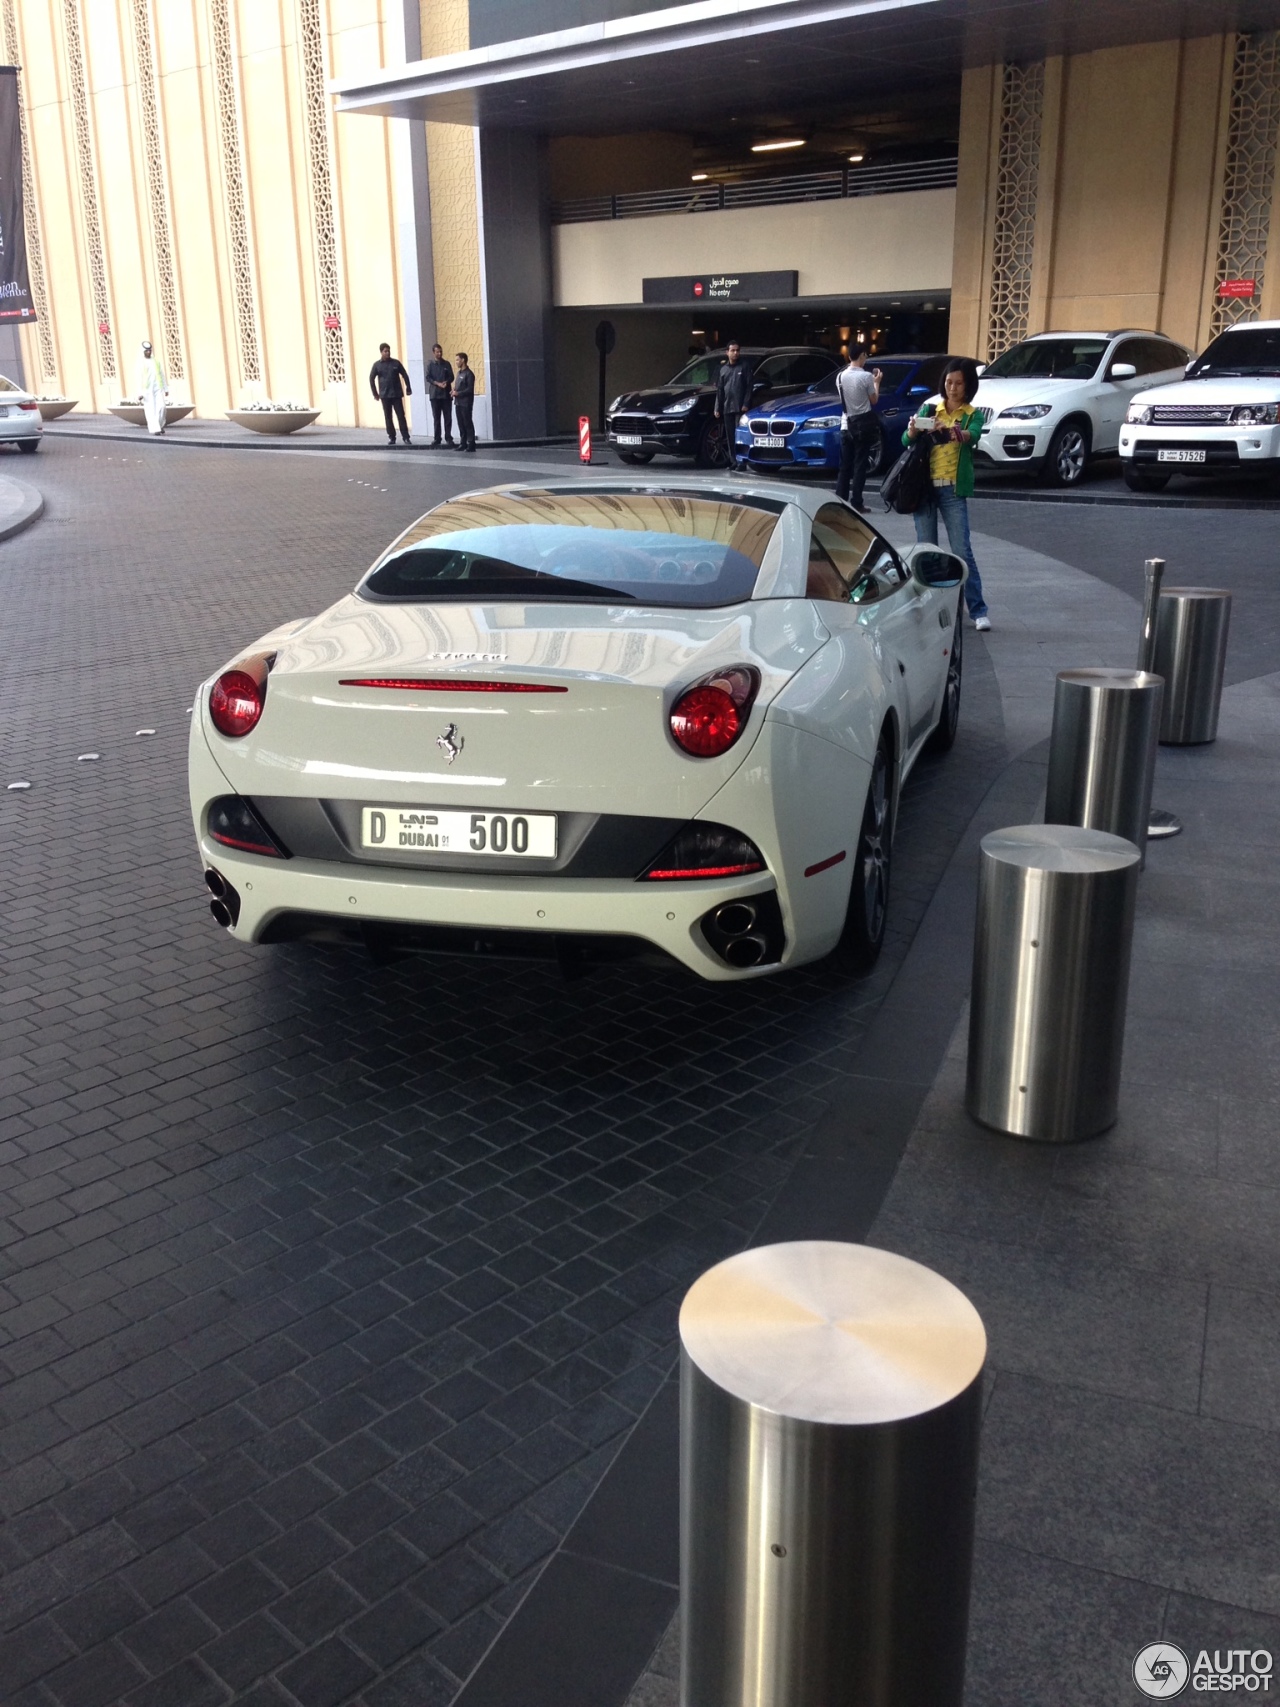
[{"left": 914, "top": 483, "right": 987, "bottom": 619}]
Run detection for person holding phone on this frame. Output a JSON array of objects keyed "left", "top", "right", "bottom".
[{"left": 905, "top": 357, "right": 991, "bottom": 630}]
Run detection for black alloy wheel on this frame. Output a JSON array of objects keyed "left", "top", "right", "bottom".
[
  {"left": 926, "top": 611, "right": 963, "bottom": 754},
  {"left": 1123, "top": 464, "right": 1171, "bottom": 493},
  {"left": 18, "top": 440, "right": 39, "bottom": 454},
  {"left": 832, "top": 735, "right": 892, "bottom": 973},
  {"left": 1044, "top": 418, "right": 1091, "bottom": 486},
  {"left": 696, "top": 417, "right": 732, "bottom": 469},
  {"left": 618, "top": 449, "right": 655, "bottom": 464}
]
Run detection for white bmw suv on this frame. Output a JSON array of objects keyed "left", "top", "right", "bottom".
[
  {"left": 1120, "top": 320, "right": 1280, "bottom": 491},
  {"left": 971, "top": 331, "right": 1191, "bottom": 486}
]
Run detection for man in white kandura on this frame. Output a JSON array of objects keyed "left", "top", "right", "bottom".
[{"left": 137, "top": 340, "right": 167, "bottom": 436}]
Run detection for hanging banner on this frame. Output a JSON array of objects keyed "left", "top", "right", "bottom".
[{"left": 0, "top": 68, "right": 34, "bottom": 323}]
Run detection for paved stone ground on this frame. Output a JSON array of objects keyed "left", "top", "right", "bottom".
[{"left": 0, "top": 440, "right": 996, "bottom": 1707}]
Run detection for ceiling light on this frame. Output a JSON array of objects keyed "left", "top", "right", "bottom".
[
  {"left": 691, "top": 172, "right": 708, "bottom": 181},
  {"left": 751, "top": 139, "right": 805, "bottom": 153},
  {"left": 848, "top": 152, "right": 865, "bottom": 163}
]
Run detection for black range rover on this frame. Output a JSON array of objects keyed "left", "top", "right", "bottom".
[{"left": 607, "top": 346, "right": 841, "bottom": 467}]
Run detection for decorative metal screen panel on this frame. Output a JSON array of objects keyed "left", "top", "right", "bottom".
[
  {"left": 210, "top": 0, "right": 260, "bottom": 384},
  {"left": 299, "top": 0, "right": 345, "bottom": 385},
  {"left": 0, "top": 0, "right": 54, "bottom": 381},
  {"left": 62, "top": 0, "right": 115, "bottom": 380},
  {"left": 986, "top": 61, "right": 1044, "bottom": 360},
  {"left": 131, "top": 0, "right": 183, "bottom": 378},
  {"left": 1212, "top": 31, "right": 1280, "bottom": 335}
]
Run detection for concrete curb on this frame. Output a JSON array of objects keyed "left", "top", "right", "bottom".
[
  {"left": 0, "top": 474, "right": 44, "bottom": 541},
  {"left": 42, "top": 419, "right": 576, "bottom": 454}
]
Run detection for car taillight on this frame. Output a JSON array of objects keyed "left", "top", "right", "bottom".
[
  {"left": 18, "top": 402, "right": 39, "bottom": 413},
  {"left": 209, "top": 657, "right": 269, "bottom": 737},
  {"left": 669, "top": 666, "right": 759, "bottom": 758},
  {"left": 640, "top": 822, "right": 766, "bottom": 880},
  {"left": 207, "top": 796, "right": 288, "bottom": 858}
]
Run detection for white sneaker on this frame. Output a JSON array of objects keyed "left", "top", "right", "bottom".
[{"left": 974, "top": 615, "right": 991, "bottom": 632}]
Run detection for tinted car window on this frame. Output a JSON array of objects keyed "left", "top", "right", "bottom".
[
  {"left": 871, "top": 362, "right": 918, "bottom": 392},
  {"left": 1187, "top": 327, "right": 1280, "bottom": 376},
  {"left": 806, "top": 536, "right": 847, "bottom": 602},
  {"left": 983, "top": 338, "right": 1108, "bottom": 379},
  {"left": 668, "top": 355, "right": 727, "bottom": 387},
  {"left": 1135, "top": 338, "right": 1187, "bottom": 373},
  {"left": 361, "top": 489, "right": 782, "bottom": 609},
  {"left": 753, "top": 354, "right": 798, "bottom": 386},
  {"left": 793, "top": 351, "right": 839, "bottom": 386},
  {"left": 811, "top": 504, "right": 904, "bottom": 603}
]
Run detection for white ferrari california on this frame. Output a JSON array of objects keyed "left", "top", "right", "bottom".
[{"left": 189, "top": 478, "right": 966, "bottom": 980}]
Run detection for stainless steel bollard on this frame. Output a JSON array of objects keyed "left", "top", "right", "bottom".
[
  {"left": 1153, "top": 587, "right": 1232, "bottom": 744},
  {"left": 1044, "top": 668, "right": 1164, "bottom": 861},
  {"left": 680, "top": 1242, "right": 986, "bottom": 1707},
  {"left": 967, "top": 825, "right": 1140, "bottom": 1142}
]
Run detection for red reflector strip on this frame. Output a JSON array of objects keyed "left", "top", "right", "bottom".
[
  {"left": 644, "top": 862, "right": 765, "bottom": 881},
  {"left": 804, "top": 850, "right": 847, "bottom": 877},
  {"left": 339, "top": 678, "right": 567, "bottom": 693},
  {"left": 210, "top": 830, "right": 282, "bottom": 857}
]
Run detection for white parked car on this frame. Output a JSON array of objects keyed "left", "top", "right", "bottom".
[
  {"left": 1120, "top": 319, "right": 1280, "bottom": 491},
  {"left": 189, "top": 479, "right": 968, "bottom": 981},
  {"left": 0, "top": 373, "right": 43, "bottom": 451},
  {"left": 971, "top": 331, "right": 1191, "bottom": 485}
]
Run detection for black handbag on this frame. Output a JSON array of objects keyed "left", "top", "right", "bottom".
[{"left": 880, "top": 434, "right": 933, "bottom": 515}]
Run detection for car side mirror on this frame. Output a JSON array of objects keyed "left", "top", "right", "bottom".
[
  {"left": 974, "top": 363, "right": 986, "bottom": 377},
  {"left": 1109, "top": 362, "right": 1137, "bottom": 380},
  {"left": 904, "top": 543, "right": 967, "bottom": 589},
  {"left": 908, "top": 385, "right": 929, "bottom": 395}
]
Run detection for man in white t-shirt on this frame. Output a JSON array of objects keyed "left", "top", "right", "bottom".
[{"left": 834, "top": 348, "right": 882, "bottom": 511}]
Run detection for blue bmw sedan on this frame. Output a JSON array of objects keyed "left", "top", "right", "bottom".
[{"left": 735, "top": 353, "right": 955, "bottom": 477}]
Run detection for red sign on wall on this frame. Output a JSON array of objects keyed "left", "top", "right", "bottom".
[
  {"left": 323, "top": 314, "right": 341, "bottom": 330},
  {"left": 1219, "top": 279, "right": 1256, "bottom": 298},
  {"left": 97, "top": 321, "right": 110, "bottom": 335}
]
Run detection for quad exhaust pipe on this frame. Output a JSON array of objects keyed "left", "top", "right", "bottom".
[
  {"left": 700, "top": 895, "right": 785, "bottom": 969},
  {"left": 204, "top": 868, "right": 241, "bottom": 929}
]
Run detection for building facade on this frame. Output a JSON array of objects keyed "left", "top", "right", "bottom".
[{"left": 9, "top": 0, "right": 438, "bottom": 430}]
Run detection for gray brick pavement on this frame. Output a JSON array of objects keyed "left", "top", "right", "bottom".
[{"left": 0, "top": 441, "right": 996, "bottom": 1706}]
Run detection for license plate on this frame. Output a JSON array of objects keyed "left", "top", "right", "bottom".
[
  {"left": 615, "top": 434, "right": 643, "bottom": 446},
  {"left": 1157, "top": 448, "right": 1206, "bottom": 463},
  {"left": 362, "top": 807, "right": 557, "bottom": 858},
  {"left": 756, "top": 436, "right": 786, "bottom": 449}
]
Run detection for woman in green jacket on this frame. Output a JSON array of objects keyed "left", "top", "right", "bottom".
[{"left": 905, "top": 357, "right": 991, "bottom": 630}]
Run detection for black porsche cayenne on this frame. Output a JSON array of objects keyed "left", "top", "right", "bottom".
[{"left": 607, "top": 346, "right": 841, "bottom": 467}]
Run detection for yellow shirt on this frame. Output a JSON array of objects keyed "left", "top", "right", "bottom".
[{"left": 929, "top": 405, "right": 966, "bottom": 486}]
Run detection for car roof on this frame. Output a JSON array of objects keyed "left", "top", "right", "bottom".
[
  {"left": 1024, "top": 328, "right": 1186, "bottom": 342},
  {"left": 1218, "top": 318, "right": 1280, "bottom": 331}
]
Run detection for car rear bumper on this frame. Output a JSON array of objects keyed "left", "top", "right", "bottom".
[
  {"left": 0, "top": 413, "right": 41, "bottom": 439},
  {"left": 197, "top": 837, "right": 788, "bottom": 979}
]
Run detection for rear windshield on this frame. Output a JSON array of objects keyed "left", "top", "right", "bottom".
[
  {"left": 359, "top": 488, "right": 782, "bottom": 608},
  {"left": 983, "top": 338, "right": 1107, "bottom": 379},
  {"left": 1189, "top": 327, "right": 1280, "bottom": 376}
]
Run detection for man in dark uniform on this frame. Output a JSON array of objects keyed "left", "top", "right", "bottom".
[
  {"left": 426, "top": 344, "right": 455, "bottom": 447},
  {"left": 713, "top": 341, "right": 753, "bottom": 469},
  {"left": 452, "top": 353, "right": 476, "bottom": 451},
  {"left": 369, "top": 343, "right": 412, "bottom": 445}
]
